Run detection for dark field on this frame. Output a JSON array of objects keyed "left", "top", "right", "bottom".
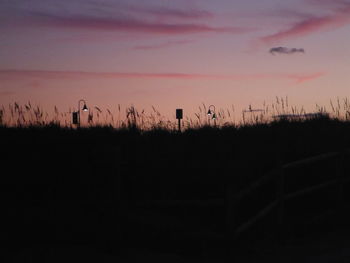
[{"left": 2, "top": 118, "right": 350, "bottom": 262}]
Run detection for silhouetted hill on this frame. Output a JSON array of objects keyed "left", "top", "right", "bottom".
[{"left": 2, "top": 118, "right": 350, "bottom": 261}]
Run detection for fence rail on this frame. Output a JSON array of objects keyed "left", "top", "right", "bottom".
[
  {"left": 226, "top": 149, "right": 349, "bottom": 243},
  {"left": 119, "top": 148, "right": 349, "bottom": 256},
  {"left": 132, "top": 198, "right": 224, "bottom": 208},
  {"left": 283, "top": 152, "right": 338, "bottom": 169}
]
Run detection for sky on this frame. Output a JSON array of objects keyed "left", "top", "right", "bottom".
[{"left": 1, "top": 0, "right": 350, "bottom": 123}]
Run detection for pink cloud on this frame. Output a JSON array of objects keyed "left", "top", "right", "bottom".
[
  {"left": 0, "top": 69, "right": 326, "bottom": 84},
  {"left": 260, "top": 3, "right": 350, "bottom": 44},
  {"left": 286, "top": 72, "right": 326, "bottom": 84}
]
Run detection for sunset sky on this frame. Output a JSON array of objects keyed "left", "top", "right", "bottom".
[{"left": 1, "top": 0, "right": 350, "bottom": 122}]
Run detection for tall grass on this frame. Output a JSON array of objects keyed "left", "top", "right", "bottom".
[{"left": 1, "top": 97, "right": 350, "bottom": 130}]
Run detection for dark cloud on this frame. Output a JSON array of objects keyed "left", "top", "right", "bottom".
[{"left": 270, "top": 47, "right": 305, "bottom": 55}]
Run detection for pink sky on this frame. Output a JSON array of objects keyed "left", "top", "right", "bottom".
[{"left": 1, "top": 0, "right": 350, "bottom": 123}]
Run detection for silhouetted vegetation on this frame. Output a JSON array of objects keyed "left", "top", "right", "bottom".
[
  {"left": 2, "top": 111, "right": 350, "bottom": 262},
  {"left": 2, "top": 97, "right": 350, "bottom": 129}
]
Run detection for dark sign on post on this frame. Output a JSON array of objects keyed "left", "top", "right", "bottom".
[
  {"left": 72, "top": 112, "right": 79, "bottom": 125},
  {"left": 176, "top": 109, "right": 183, "bottom": 132},
  {"left": 176, "top": 109, "right": 183, "bottom": 120}
]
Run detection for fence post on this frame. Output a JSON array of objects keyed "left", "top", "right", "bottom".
[
  {"left": 336, "top": 151, "right": 345, "bottom": 212},
  {"left": 225, "top": 180, "right": 238, "bottom": 260},
  {"left": 277, "top": 164, "right": 285, "bottom": 243},
  {"left": 115, "top": 146, "right": 126, "bottom": 258}
]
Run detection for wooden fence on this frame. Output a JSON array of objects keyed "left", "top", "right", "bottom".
[
  {"left": 226, "top": 149, "right": 350, "bottom": 245},
  {"left": 121, "top": 148, "right": 350, "bottom": 256}
]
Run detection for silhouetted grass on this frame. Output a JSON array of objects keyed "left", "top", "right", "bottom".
[
  {"left": 2, "top": 102, "right": 350, "bottom": 261},
  {"left": 2, "top": 97, "right": 350, "bottom": 129}
]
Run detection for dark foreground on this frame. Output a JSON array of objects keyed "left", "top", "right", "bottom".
[
  {"left": 5, "top": 199, "right": 350, "bottom": 263},
  {"left": 2, "top": 119, "right": 350, "bottom": 262}
]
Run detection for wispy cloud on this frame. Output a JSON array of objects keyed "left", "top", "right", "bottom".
[
  {"left": 0, "top": 1, "right": 249, "bottom": 36},
  {"left": 260, "top": 1, "right": 350, "bottom": 44},
  {"left": 133, "top": 40, "right": 194, "bottom": 50},
  {"left": 18, "top": 11, "right": 250, "bottom": 35},
  {"left": 286, "top": 72, "right": 326, "bottom": 83},
  {"left": 0, "top": 69, "right": 326, "bottom": 84},
  {"left": 125, "top": 5, "right": 214, "bottom": 20}
]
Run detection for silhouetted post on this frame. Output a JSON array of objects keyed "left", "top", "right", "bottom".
[
  {"left": 176, "top": 109, "right": 183, "bottom": 132},
  {"left": 72, "top": 112, "right": 79, "bottom": 125}
]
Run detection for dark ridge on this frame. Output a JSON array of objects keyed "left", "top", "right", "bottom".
[{"left": 2, "top": 118, "right": 350, "bottom": 262}]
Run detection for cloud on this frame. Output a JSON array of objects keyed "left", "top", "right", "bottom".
[
  {"left": 286, "top": 72, "right": 325, "bottom": 83},
  {"left": 17, "top": 11, "right": 251, "bottom": 35},
  {"left": 0, "top": 2, "right": 249, "bottom": 36},
  {"left": 125, "top": 5, "right": 214, "bottom": 20},
  {"left": 0, "top": 69, "right": 325, "bottom": 84},
  {"left": 260, "top": 2, "right": 350, "bottom": 44},
  {"left": 0, "top": 0, "right": 214, "bottom": 25},
  {"left": 133, "top": 40, "right": 194, "bottom": 50},
  {"left": 270, "top": 47, "right": 305, "bottom": 55}
]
